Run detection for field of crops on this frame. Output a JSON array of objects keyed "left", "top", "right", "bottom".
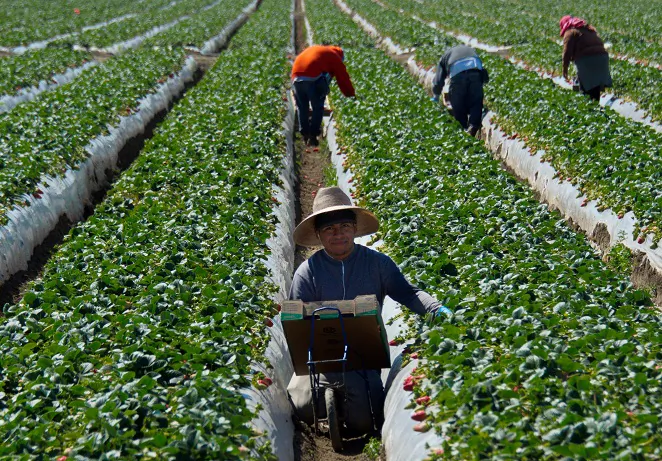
[{"left": 1, "top": 0, "right": 660, "bottom": 459}]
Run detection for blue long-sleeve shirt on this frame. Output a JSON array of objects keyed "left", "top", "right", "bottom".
[{"left": 289, "top": 244, "right": 441, "bottom": 315}]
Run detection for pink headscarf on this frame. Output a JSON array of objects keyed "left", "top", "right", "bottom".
[{"left": 559, "top": 15, "right": 587, "bottom": 36}]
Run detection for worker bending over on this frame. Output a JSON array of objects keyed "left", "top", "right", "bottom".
[
  {"left": 291, "top": 46, "right": 355, "bottom": 146},
  {"left": 560, "top": 15, "right": 612, "bottom": 101},
  {"left": 432, "top": 45, "right": 489, "bottom": 137}
]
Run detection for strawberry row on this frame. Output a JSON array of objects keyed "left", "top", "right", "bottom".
[
  {"left": 0, "top": 0, "right": 290, "bottom": 457},
  {"left": 307, "top": 0, "right": 662, "bottom": 458},
  {"left": 0, "top": 47, "right": 93, "bottom": 102},
  {"left": 0, "top": 0, "right": 180, "bottom": 48},
  {"left": 64, "top": 0, "right": 221, "bottom": 50},
  {"left": 0, "top": 46, "right": 188, "bottom": 226},
  {"left": 383, "top": 0, "right": 662, "bottom": 122},
  {"left": 341, "top": 0, "right": 662, "bottom": 245}
]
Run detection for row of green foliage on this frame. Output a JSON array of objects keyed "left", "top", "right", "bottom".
[
  {"left": 342, "top": 0, "right": 662, "bottom": 244},
  {"left": 142, "top": 0, "right": 253, "bottom": 50},
  {"left": 306, "top": 0, "right": 661, "bottom": 458},
  {"left": 383, "top": 0, "right": 662, "bottom": 122},
  {"left": 0, "top": 0, "right": 172, "bottom": 47},
  {"left": 0, "top": 47, "right": 93, "bottom": 99},
  {"left": 0, "top": 46, "right": 188, "bottom": 226},
  {"left": 65, "top": 0, "right": 221, "bottom": 49},
  {"left": 0, "top": 0, "right": 290, "bottom": 457}
]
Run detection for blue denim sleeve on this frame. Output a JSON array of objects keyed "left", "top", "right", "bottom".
[{"left": 381, "top": 255, "right": 441, "bottom": 316}]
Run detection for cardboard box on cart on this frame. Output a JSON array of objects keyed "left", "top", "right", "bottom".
[{"left": 281, "top": 295, "right": 391, "bottom": 376}]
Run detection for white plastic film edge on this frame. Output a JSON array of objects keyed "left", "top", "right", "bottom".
[
  {"left": 8, "top": 14, "right": 137, "bottom": 54},
  {"left": 416, "top": 19, "right": 662, "bottom": 134},
  {"left": 200, "top": 0, "right": 260, "bottom": 55},
  {"left": 0, "top": 61, "right": 97, "bottom": 113},
  {"left": 325, "top": 114, "right": 444, "bottom": 461},
  {"left": 338, "top": 1, "right": 662, "bottom": 282},
  {"left": 479, "top": 113, "right": 662, "bottom": 273},
  {"left": 0, "top": 57, "right": 198, "bottom": 285},
  {"left": 242, "top": 8, "right": 298, "bottom": 459}
]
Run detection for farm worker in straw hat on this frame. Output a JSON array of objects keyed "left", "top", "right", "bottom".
[
  {"left": 287, "top": 187, "right": 451, "bottom": 435},
  {"left": 291, "top": 45, "right": 355, "bottom": 147},
  {"left": 431, "top": 45, "right": 489, "bottom": 137},
  {"left": 560, "top": 15, "right": 612, "bottom": 101}
]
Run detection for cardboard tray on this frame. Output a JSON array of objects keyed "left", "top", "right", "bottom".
[{"left": 281, "top": 295, "right": 391, "bottom": 375}]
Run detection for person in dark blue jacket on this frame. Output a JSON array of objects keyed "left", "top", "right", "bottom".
[
  {"left": 287, "top": 187, "right": 450, "bottom": 435},
  {"left": 431, "top": 45, "right": 489, "bottom": 137}
]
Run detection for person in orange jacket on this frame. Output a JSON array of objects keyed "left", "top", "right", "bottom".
[{"left": 291, "top": 45, "right": 355, "bottom": 146}]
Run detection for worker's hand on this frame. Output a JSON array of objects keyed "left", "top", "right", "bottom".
[
  {"left": 435, "top": 306, "right": 452, "bottom": 318},
  {"left": 430, "top": 95, "right": 440, "bottom": 103}
]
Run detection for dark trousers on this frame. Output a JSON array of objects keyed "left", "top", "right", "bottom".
[
  {"left": 288, "top": 370, "right": 385, "bottom": 435},
  {"left": 449, "top": 70, "right": 484, "bottom": 130},
  {"left": 293, "top": 77, "right": 329, "bottom": 138}
]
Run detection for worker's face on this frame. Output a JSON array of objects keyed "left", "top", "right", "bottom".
[{"left": 317, "top": 221, "right": 356, "bottom": 260}]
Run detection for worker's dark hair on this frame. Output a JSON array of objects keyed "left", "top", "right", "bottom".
[{"left": 314, "top": 209, "right": 356, "bottom": 230}]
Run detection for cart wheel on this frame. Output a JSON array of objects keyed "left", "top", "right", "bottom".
[{"left": 325, "top": 388, "right": 343, "bottom": 452}]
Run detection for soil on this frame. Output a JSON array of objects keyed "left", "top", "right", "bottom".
[{"left": 0, "top": 63, "right": 206, "bottom": 307}]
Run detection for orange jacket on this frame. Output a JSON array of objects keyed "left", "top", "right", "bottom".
[{"left": 291, "top": 45, "right": 355, "bottom": 97}]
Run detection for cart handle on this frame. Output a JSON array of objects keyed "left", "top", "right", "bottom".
[{"left": 307, "top": 306, "right": 349, "bottom": 366}]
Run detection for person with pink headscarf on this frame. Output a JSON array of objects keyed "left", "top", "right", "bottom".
[{"left": 559, "top": 15, "right": 612, "bottom": 101}]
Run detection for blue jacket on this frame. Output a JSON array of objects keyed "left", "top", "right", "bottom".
[{"left": 289, "top": 244, "right": 441, "bottom": 315}]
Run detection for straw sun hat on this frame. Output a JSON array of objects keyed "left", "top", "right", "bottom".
[{"left": 293, "top": 187, "right": 379, "bottom": 247}]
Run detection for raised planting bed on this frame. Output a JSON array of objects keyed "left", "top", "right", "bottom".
[
  {"left": 0, "top": 0, "right": 169, "bottom": 48},
  {"left": 0, "top": 47, "right": 93, "bottom": 106},
  {"left": 381, "top": 0, "right": 662, "bottom": 122},
  {"left": 308, "top": 0, "right": 662, "bottom": 458},
  {"left": 0, "top": 0, "right": 295, "bottom": 457},
  {"left": 335, "top": 0, "right": 662, "bottom": 294}
]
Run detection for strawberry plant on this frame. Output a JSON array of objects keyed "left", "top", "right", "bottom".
[
  {"left": 340, "top": 0, "right": 662, "bottom": 243},
  {"left": 382, "top": 0, "right": 662, "bottom": 121},
  {"left": 307, "top": 1, "right": 662, "bottom": 458},
  {"left": 0, "top": 47, "right": 92, "bottom": 100},
  {"left": 0, "top": 0, "right": 290, "bottom": 457},
  {"left": 0, "top": 46, "right": 188, "bottom": 226},
  {"left": 64, "top": 0, "right": 224, "bottom": 49},
  {"left": 0, "top": 0, "right": 169, "bottom": 47}
]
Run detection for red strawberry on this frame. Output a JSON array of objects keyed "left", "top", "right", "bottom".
[
  {"left": 413, "top": 422, "right": 429, "bottom": 432},
  {"left": 617, "top": 212, "right": 624, "bottom": 219},
  {"left": 415, "top": 395, "right": 430, "bottom": 405},
  {"left": 262, "top": 377, "right": 273, "bottom": 386},
  {"left": 410, "top": 352, "right": 419, "bottom": 359},
  {"left": 580, "top": 199, "right": 588, "bottom": 207},
  {"left": 264, "top": 318, "right": 274, "bottom": 327},
  {"left": 637, "top": 236, "right": 645, "bottom": 244},
  {"left": 256, "top": 379, "right": 272, "bottom": 388},
  {"left": 432, "top": 448, "right": 444, "bottom": 455},
  {"left": 313, "top": 147, "right": 320, "bottom": 152},
  {"left": 73, "top": 8, "right": 80, "bottom": 14},
  {"left": 57, "top": 457, "right": 68, "bottom": 461},
  {"left": 411, "top": 410, "right": 427, "bottom": 421},
  {"left": 403, "top": 382, "right": 415, "bottom": 392},
  {"left": 276, "top": 304, "right": 281, "bottom": 312},
  {"left": 388, "top": 339, "right": 399, "bottom": 346}
]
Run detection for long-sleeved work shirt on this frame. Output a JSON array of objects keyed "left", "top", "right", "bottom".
[
  {"left": 291, "top": 45, "right": 355, "bottom": 97},
  {"left": 562, "top": 27, "right": 608, "bottom": 76},
  {"left": 432, "top": 45, "right": 482, "bottom": 97},
  {"left": 289, "top": 244, "right": 441, "bottom": 315}
]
